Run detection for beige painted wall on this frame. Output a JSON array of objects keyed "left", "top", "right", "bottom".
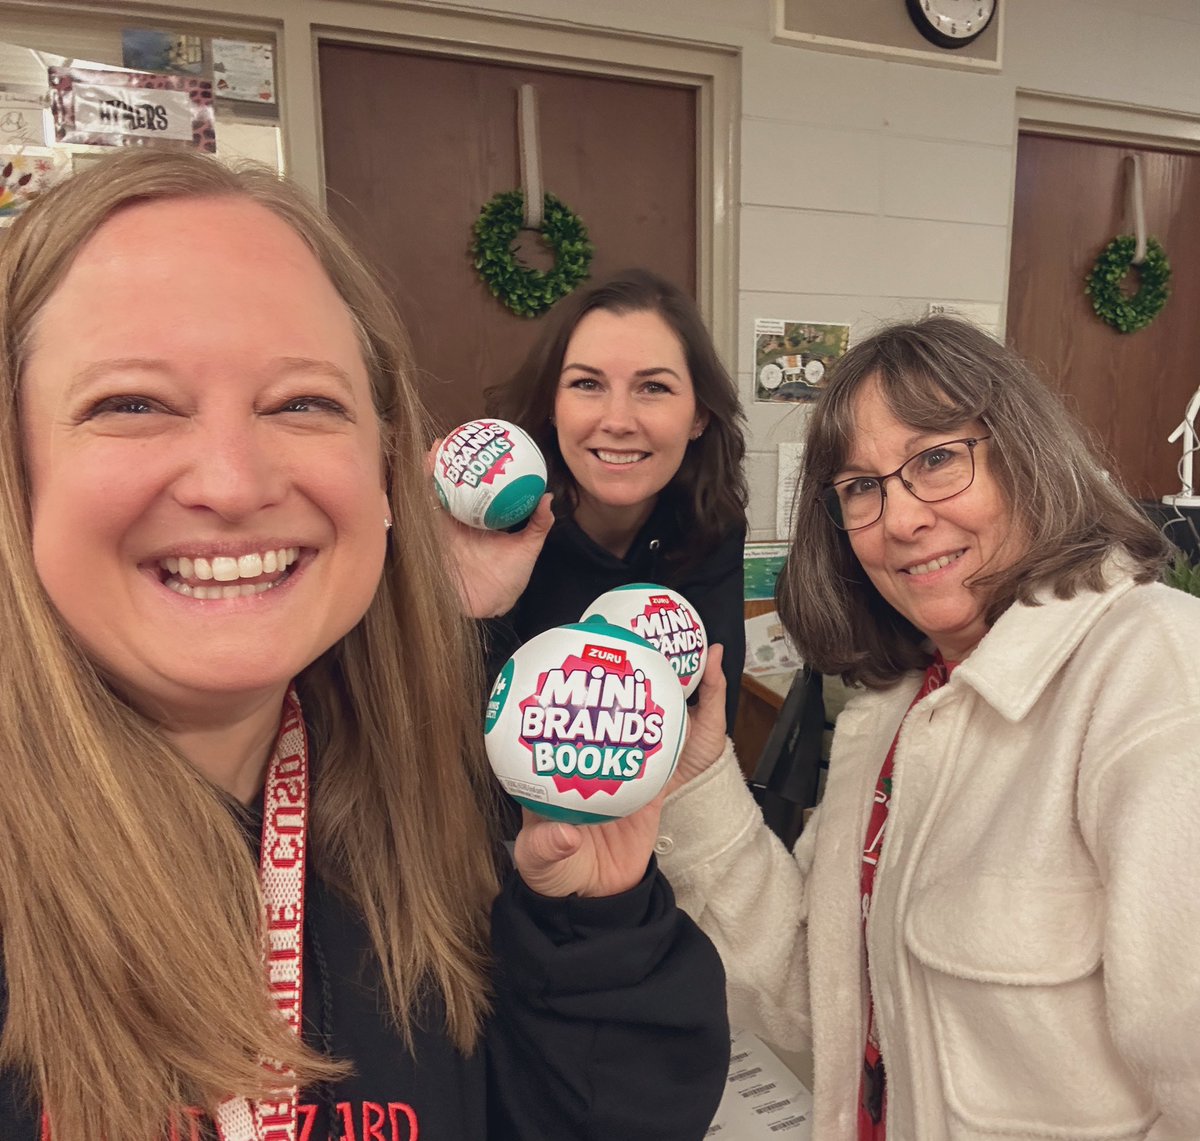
[{"left": 3, "top": 0, "right": 1198, "bottom": 537}]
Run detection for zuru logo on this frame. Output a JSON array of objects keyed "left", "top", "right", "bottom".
[
  {"left": 582, "top": 643, "right": 627, "bottom": 668},
  {"left": 516, "top": 650, "right": 665, "bottom": 799}
]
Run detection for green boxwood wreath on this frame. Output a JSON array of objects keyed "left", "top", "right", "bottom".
[
  {"left": 1084, "top": 234, "right": 1171, "bottom": 334},
  {"left": 471, "top": 189, "right": 593, "bottom": 318}
]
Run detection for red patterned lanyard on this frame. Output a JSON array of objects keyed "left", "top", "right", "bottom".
[{"left": 216, "top": 688, "right": 309, "bottom": 1141}]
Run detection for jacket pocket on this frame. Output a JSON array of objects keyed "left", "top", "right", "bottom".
[{"left": 904, "top": 876, "right": 1153, "bottom": 1139}]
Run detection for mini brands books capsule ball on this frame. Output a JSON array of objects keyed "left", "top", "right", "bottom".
[
  {"left": 433, "top": 418, "right": 547, "bottom": 530},
  {"left": 581, "top": 584, "right": 708, "bottom": 699},
  {"left": 484, "top": 617, "right": 688, "bottom": 825}
]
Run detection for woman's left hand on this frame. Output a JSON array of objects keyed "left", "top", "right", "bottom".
[{"left": 513, "top": 797, "right": 664, "bottom": 898}]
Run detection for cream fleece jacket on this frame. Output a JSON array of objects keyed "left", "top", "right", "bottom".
[{"left": 659, "top": 576, "right": 1200, "bottom": 1140}]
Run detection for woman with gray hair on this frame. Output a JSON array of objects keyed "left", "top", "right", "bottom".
[{"left": 659, "top": 316, "right": 1200, "bottom": 1139}]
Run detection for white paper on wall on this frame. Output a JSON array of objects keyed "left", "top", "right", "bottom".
[
  {"left": 776, "top": 440, "right": 805, "bottom": 541},
  {"left": 743, "top": 611, "right": 803, "bottom": 677},
  {"left": 926, "top": 301, "right": 1002, "bottom": 339},
  {"left": 0, "top": 94, "right": 49, "bottom": 146}
]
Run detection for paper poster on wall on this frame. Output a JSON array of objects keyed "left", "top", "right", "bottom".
[
  {"left": 0, "top": 94, "right": 49, "bottom": 147},
  {"left": 744, "top": 541, "right": 790, "bottom": 602},
  {"left": 754, "top": 318, "right": 849, "bottom": 404},
  {"left": 0, "top": 150, "right": 71, "bottom": 226},
  {"left": 744, "top": 610, "right": 804, "bottom": 677},
  {"left": 49, "top": 66, "right": 215, "bottom": 152},
  {"left": 211, "top": 39, "right": 275, "bottom": 105},
  {"left": 776, "top": 439, "right": 806, "bottom": 541},
  {"left": 122, "top": 29, "right": 205, "bottom": 76}
]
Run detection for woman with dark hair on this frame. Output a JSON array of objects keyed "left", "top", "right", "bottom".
[
  {"left": 450, "top": 269, "right": 748, "bottom": 730},
  {"left": 655, "top": 316, "right": 1200, "bottom": 1138},
  {"left": 0, "top": 151, "right": 729, "bottom": 1141}
]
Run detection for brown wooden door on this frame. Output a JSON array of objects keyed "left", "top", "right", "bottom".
[
  {"left": 318, "top": 43, "right": 697, "bottom": 432},
  {"left": 1007, "top": 132, "right": 1200, "bottom": 499}
]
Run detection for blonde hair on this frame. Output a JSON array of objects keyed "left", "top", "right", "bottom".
[{"left": 0, "top": 150, "right": 497, "bottom": 1141}]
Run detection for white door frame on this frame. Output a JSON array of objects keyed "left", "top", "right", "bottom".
[{"left": 1017, "top": 89, "right": 1200, "bottom": 154}]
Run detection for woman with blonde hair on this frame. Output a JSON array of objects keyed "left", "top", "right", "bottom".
[
  {"left": 658, "top": 317, "right": 1200, "bottom": 1138},
  {"left": 0, "top": 149, "right": 727, "bottom": 1141}
]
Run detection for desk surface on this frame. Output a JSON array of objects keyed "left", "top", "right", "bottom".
[{"left": 742, "top": 669, "right": 796, "bottom": 706}]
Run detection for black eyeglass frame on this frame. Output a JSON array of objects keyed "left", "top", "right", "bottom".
[{"left": 820, "top": 435, "right": 992, "bottom": 532}]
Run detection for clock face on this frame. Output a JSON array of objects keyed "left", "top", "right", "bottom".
[{"left": 906, "top": 0, "right": 997, "bottom": 49}]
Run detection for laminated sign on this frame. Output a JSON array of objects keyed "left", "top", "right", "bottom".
[{"left": 50, "top": 67, "right": 215, "bottom": 152}]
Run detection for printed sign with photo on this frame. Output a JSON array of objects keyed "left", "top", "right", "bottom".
[{"left": 754, "top": 319, "right": 850, "bottom": 404}]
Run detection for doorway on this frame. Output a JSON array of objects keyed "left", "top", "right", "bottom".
[
  {"left": 319, "top": 41, "right": 698, "bottom": 432},
  {"left": 1007, "top": 131, "right": 1200, "bottom": 499}
]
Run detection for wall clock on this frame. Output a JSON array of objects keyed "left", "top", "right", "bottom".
[{"left": 905, "top": 0, "right": 997, "bottom": 49}]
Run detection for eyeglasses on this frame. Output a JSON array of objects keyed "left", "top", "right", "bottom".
[{"left": 820, "top": 436, "right": 992, "bottom": 531}]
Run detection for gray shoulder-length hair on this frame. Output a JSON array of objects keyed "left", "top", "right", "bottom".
[{"left": 777, "top": 315, "right": 1170, "bottom": 688}]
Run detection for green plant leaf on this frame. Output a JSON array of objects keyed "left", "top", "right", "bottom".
[{"left": 469, "top": 188, "right": 593, "bottom": 316}]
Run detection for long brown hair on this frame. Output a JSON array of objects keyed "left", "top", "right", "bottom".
[
  {"left": 777, "top": 316, "right": 1170, "bottom": 688},
  {"left": 0, "top": 150, "right": 497, "bottom": 1141},
  {"left": 487, "top": 268, "right": 747, "bottom": 562}
]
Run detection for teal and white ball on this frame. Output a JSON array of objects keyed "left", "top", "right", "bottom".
[
  {"left": 581, "top": 583, "right": 708, "bottom": 698},
  {"left": 484, "top": 617, "right": 688, "bottom": 825},
  {"left": 433, "top": 418, "right": 547, "bottom": 530}
]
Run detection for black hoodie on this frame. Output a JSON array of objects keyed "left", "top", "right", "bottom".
[
  {"left": 487, "top": 497, "right": 745, "bottom": 734},
  {"left": 0, "top": 801, "right": 729, "bottom": 1140}
]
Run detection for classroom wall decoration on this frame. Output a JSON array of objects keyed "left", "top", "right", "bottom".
[
  {"left": 49, "top": 66, "right": 215, "bottom": 152},
  {"left": 0, "top": 150, "right": 71, "bottom": 225},
  {"left": 753, "top": 318, "right": 850, "bottom": 403},
  {"left": 211, "top": 39, "right": 276, "bottom": 105}
]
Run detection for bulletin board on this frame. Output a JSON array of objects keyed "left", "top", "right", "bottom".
[{"left": 0, "top": 12, "right": 282, "bottom": 227}]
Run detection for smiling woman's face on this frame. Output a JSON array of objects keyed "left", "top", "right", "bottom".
[
  {"left": 842, "top": 379, "right": 1025, "bottom": 661},
  {"left": 552, "top": 308, "right": 707, "bottom": 535},
  {"left": 20, "top": 195, "right": 390, "bottom": 720}
]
